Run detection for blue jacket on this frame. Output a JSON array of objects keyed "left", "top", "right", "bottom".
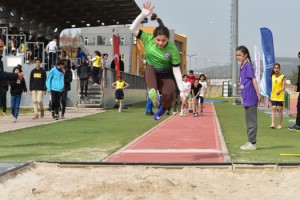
[{"left": 46, "top": 67, "right": 64, "bottom": 92}]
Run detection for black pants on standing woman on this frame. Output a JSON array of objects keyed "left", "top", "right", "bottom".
[
  {"left": 51, "top": 90, "right": 62, "bottom": 117},
  {"left": 92, "top": 67, "right": 100, "bottom": 84}
]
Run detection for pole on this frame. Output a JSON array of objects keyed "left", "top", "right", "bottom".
[
  {"left": 231, "top": 0, "right": 238, "bottom": 96},
  {"left": 204, "top": 59, "right": 207, "bottom": 75},
  {"left": 187, "top": 54, "right": 197, "bottom": 71}
]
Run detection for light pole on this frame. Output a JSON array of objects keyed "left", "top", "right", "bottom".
[
  {"left": 197, "top": 56, "right": 208, "bottom": 75},
  {"left": 186, "top": 54, "right": 197, "bottom": 71},
  {"left": 207, "top": 60, "right": 222, "bottom": 79}
]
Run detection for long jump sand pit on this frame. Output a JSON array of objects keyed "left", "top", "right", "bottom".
[{"left": 0, "top": 162, "right": 299, "bottom": 200}]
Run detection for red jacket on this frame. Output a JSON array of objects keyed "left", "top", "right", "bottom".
[{"left": 188, "top": 76, "right": 196, "bottom": 84}]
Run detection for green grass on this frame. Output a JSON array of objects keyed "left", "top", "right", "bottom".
[
  {"left": 0, "top": 103, "right": 160, "bottom": 162},
  {"left": 214, "top": 98, "right": 300, "bottom": 163}
]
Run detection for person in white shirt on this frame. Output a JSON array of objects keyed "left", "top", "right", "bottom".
[
  {"left": 46, "top": 38, "right": 58, "bottom": 70},
  {"left": 180, "top": 75, "right": 191, "bottom": 117},
  {"left": 199, "top": 74, "right": 207, "bottom": 116}
]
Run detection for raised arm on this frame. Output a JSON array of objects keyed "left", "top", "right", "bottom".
[{"left": 129, "top": 2, "right": 155, "bottom": 36}]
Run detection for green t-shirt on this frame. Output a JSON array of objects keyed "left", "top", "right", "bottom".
[{"left": 138, "top": 30, "right": 180, "bottom": 72}]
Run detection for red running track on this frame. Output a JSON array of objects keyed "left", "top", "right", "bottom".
[{"left": 106, "top": 102, "right": 230, "bottom": 163}]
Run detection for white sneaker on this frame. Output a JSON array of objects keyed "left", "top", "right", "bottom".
[
  {"left": 12, "top": 117, "right": 17, "bottom": 123},
  {"left": 26, "top": 60, "right": 30, "bottom": 64},
  {"left": 118, "top": 109, "right": 121, "bottom": 112},
  {"left": 240, "top": 142, "right": 256, "bottom": 150}
]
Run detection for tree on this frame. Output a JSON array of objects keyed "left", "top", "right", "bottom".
[{"left": 290, "top": 66, "right": 299, "bottom": 85}]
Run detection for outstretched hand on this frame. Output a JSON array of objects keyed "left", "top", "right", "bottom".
[{"left": 142, "top": 1, "right": 155, "bottom": 16}]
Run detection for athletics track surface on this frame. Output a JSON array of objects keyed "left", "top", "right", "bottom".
[{"left": 106, "top": 102, "right": 230, "bottom": 163}]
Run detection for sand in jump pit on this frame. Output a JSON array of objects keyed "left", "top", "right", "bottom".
[{"left": 0, "top": 162, "right": 299, "bottom": 200}]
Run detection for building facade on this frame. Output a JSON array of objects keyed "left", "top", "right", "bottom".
[{"left": 80, "top": 26, "right": 133, "bottom": 73}]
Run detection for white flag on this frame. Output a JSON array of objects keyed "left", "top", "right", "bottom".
[{"left": 254, "top": 45, "right": 261, "bottom": 84}]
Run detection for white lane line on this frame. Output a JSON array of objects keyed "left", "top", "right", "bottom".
[{"left": 123, "top": 149, "right": 225, "bottom": 153}]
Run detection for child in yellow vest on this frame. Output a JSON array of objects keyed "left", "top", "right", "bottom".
[
  {"left": 270, "top": 63, "right": 285, "bottom": 129},
  {"left": 112, "top": 76, "right": 129, "bottom": 112}
]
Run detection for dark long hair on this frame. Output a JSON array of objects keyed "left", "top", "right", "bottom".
[
  {"left": 236, "top": 45, "right": 252, "bottom": 64},
  {"left": 271, "top": 63, "right": 281, "bottom": 77},
  {"left": 199, "top": 74, "right": 206, "bottom": 81},
  {"left": 94, "top": 51, "right": 101, "bottom": 57},
  {"left": 151, "top": 13, "right": 170, "bottom": 38}
]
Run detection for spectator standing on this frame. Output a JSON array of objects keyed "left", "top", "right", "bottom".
[
  {"left": 46, "top": 60, "right": 65, "bottom": 120},
  {"left": 102, "top": 53, "right": 110, "bottom": 68},
  {"left": 0, "top": 39, "right": 23, "bottom": 102},
  {"left": 77, "top": 58, "right": 91, "bottom": 100},
  {"left": 100, "top": 53, "right": 109, "bottom": 84},
  {"left": 89, "top": 51, "right": 101, "bottom": 87},
  {"left": 29, "top": 58, "right": 47, "bottom": 119},
  {"left": 60, "top": 61, "right": 72, "bottom": 119},
  {"left": 46, "top": 38, "right": 58, "bottom": 70},
  {"left": 180, "top": 75, "right": 191, "bottom": 117},
  {"left": 1, "top": 80, "right": 8, "bottom": 115},
  {"left": 76, "top": 47, "right": 88, "bottom": 62},
  {"left": 187, "top": 70, "right": 196, "bottom": 113},
  {"left": 270, "top": 63, "right": 285, "bottom": 129},
  {"left": 112, "top": 76, "right": 129, "bottom": 112},
  {"left": 288, "top": 52, "right": 300, "bottom": 131},
  {"left": 9, "top": 66, "right": 27, "bottom": 122},
  {"left": 236, "top": 46, "right": 261, "bottom": 150},
  {"left": 0, "top": 39, "right": 23, "bottom": 111},
  {"left": 191, "top": 79, "right": 202, "bottom": 117},
  {"left": 199, "top": 74, "right": 207, "bottom": 116}
]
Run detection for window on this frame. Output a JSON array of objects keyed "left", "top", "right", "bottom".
[
  {"left": 121, "top": 54, "right": 125, "bottom": 60},
  {"left": 133, "top": 36, "right": 137, "bottom": 45},
  {"left": 120, "top": 37, "right": 125, "bottom": 46},
  {"left": 87, "top": 36, "right": 95, "bottom": 46},
  {"left": 107, "top": 37, "right": 113, "bottom": 46},
  {"left": 97, "top": 35, "right": 106, "bottom": 45}
]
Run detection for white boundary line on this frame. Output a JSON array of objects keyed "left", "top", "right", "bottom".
[
  {"left": 211, "top": 103, "right": 231, "bottom": 162},
  {"left": 123, "top": 149, "right": 225, "bottom": 153}
]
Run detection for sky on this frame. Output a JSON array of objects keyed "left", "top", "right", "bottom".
[{"left": 134, "top": 0, "right": 300, "bottom": 69}]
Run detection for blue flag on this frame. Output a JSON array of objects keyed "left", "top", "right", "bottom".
[{"left": 260, "top": 27, "right": 275, "bottom": 98}]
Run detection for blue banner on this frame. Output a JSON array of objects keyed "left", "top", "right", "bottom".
[{"left": 260, "top": 27, "right": 275, "bottom": 98}]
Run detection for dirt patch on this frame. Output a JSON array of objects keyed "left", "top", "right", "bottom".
[{"left": 0, "top": 163, "right": 299, "bottom": 200}]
